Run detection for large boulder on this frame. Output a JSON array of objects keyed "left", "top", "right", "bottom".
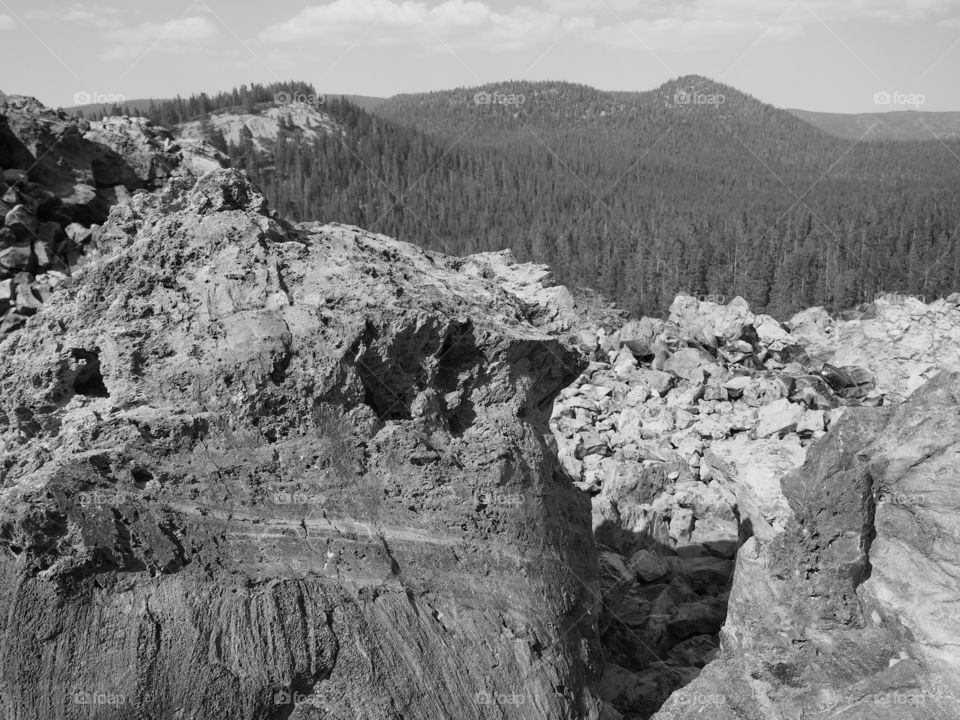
[
  {"left": 668, "top": 296, "right": 754, "bottom": 348},
  {"left": 0, "top": 170, "right": 602, "bottom": 720}
]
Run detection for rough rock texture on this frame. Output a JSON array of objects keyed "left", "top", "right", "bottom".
[
  {"left": 651, "top": 373, "right": 960, "bottom": 719},
  {"left": 550, "top": 293, "right": 960, "bottom": 719},
  {"left": 0, "top": 170, "right": 603, "bottom": 719},
  {"left": 0, "top": 95, "right": 226, "bottom": 336},
  {"left": 791, "top": 294, "right": 960, "bottom": 399}
]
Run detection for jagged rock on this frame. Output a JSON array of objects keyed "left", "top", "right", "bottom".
[
  {"left": 790, "top": 373, "right": 839, "bottom": 409},
  {"left": 753, "top": 313, "right": 792, "bottom": 350},
  {"left": 796, "top": 408, "right": 826, "bottom": 435},
  {"left": 705, "top": 435, "right": 806, "bottom": 540},
  {"left": 668, "top": 295, "right": 753, "bottom": 347},
  {"left": 787, "top": 305, "right": 834, "bottom": 347},
  {"left": 754, "top": 397, "right": 804, "bottom": 437},
  {"left": 0, "top": 170, "right": 602, "bottom": 720},
  {"left": 618, "top": 317, "right": 664, "bottom": 358},
  {"left": 654, "top": 375, "right": 960, "bottom": 720},
  {"left": 663, "top": 347, "right": 713, "bottom": 383}
]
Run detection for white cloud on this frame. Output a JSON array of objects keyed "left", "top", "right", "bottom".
[
  {"left": 0, "top": 14, "right": 14, "bottom": 30},
  {"left": 26, "top": 4, "right": 124, "bottom": 29},
  {"left": 258, "top": 0, "right": 960, "bottom": 56},
  {"left": 100, "top": 16, "right": 220, "bottom": 61},
  {"left": 259, "top": 0, "right": 588, "bottom": 50}
]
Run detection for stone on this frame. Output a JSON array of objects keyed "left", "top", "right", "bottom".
[
  {"left": 669, "top": 295, "right": 754, "bottom": 347},
  {"left": 0, "top": 242, "right": 34, "bottom": 277},
  {"left": 755, "top": 398, "right": 804, "bottom": 438},
  {"left": 796, "top": 408, "right": 825, "bottom": 435},
  {"left": 4, "top": 204, "right": 37, "bottom": 234},
  {"left": 753, "top": 313, "right": 792, "bottom": 349},
  {"left": 629, "top": 549, "right": 672, "bottom": 582},
  {"left": 638, "top": 369, "right": 673, "bottom": 396},
  {"left": 787, "top": 305, "right": 834, "bottom": 346},
  {"left": 705, "top": 434, "right": 806, "bottom": 540},
  {"left": 663, "top": 347, "right": 714, "bottom": 383}
]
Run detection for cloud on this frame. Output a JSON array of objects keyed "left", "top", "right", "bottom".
[
  {"left": 100, "top": 16, "right": 220, "bottom": 61},
  {"left": 25, "top": 4, "right": 124, "bottom": 29},
  {"left": 259, "top": 0, "right": 960, "bottom": 57},
  {"left": 0, "top": 14, "right": 14, "bottom": 30},
  {"left": 259, "top": 0, "right": 589, "bottom": 50}
]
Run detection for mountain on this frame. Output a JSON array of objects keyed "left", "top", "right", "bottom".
[
  {"left": 789, "top": 108, "right": 960, "bottom": 141},
  {"left": 335, "top": 94, "right": 388, "bottom": 112},
  {"left": 65, "top": 97, "right": 163, "bottom": 116},
  {"left": 76, "top": 78, "right": 960, "bottom": 321}
]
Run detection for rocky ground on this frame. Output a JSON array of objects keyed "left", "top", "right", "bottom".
[
  {"left": 3, "top": 95, "right": 960, "bottom": 720},
  {"left": 551, "top": 294, "right": 960, "bottom": 718}
]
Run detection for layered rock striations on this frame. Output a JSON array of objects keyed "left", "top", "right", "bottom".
[{"left": 0, "top": 169, "right": 602, "bottom": 719}]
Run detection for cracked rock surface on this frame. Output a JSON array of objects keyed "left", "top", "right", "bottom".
[{"left": 0, "top": 169, "right": 602, "bottom": 720}]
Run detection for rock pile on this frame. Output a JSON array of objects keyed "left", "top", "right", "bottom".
[
  {"left": 0, "top": 95, "right": 226, "bottom": 336},
  {"left": 550, "top": 293, "right": 960, "bottom": 719}
]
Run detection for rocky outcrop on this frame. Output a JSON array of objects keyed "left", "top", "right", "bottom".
[
  {"left": 0, "top": 170, "right": 602, "bottom": 719},
  {"left": 550, "top": 293, "right": 960, "bottom": 719},
  {"left": 653, "top": 372, "right": 960, "bottom": 719},
  {"left": 0, "top": 95, "right": 226, "bottom": 336}
]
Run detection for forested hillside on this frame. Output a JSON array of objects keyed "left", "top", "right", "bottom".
[{"left": 86, "top": 79, "right": 960, "bottom": 319}]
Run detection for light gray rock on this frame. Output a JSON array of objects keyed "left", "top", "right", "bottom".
[{"left": 755, "top": 397, "right": 804, "bottom": 437}]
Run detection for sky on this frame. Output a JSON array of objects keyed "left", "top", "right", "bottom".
[{"left": 0, "top": 0, "right": 958, "bottom": 112}]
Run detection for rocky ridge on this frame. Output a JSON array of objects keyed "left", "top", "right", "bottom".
[
  {"left": 0, "top": 169, "right": 603, "bottom": 719},
  {"left": 0, "top": 94, "right": 226, "bottom": 335}
]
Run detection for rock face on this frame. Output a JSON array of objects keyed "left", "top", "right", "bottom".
[
  {"left": 0, "top": 170, "right": 602, "bottom": 719},
  {"left": 652, "top": 373, "right": 960, "bottom": 719},
  {"left": 0, "top": 95, "right": 226, "bottom": 336}
]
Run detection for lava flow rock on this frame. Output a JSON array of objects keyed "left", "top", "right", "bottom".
[{"left": 0, "top": 169, "right": 603, "bottom": 720}]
